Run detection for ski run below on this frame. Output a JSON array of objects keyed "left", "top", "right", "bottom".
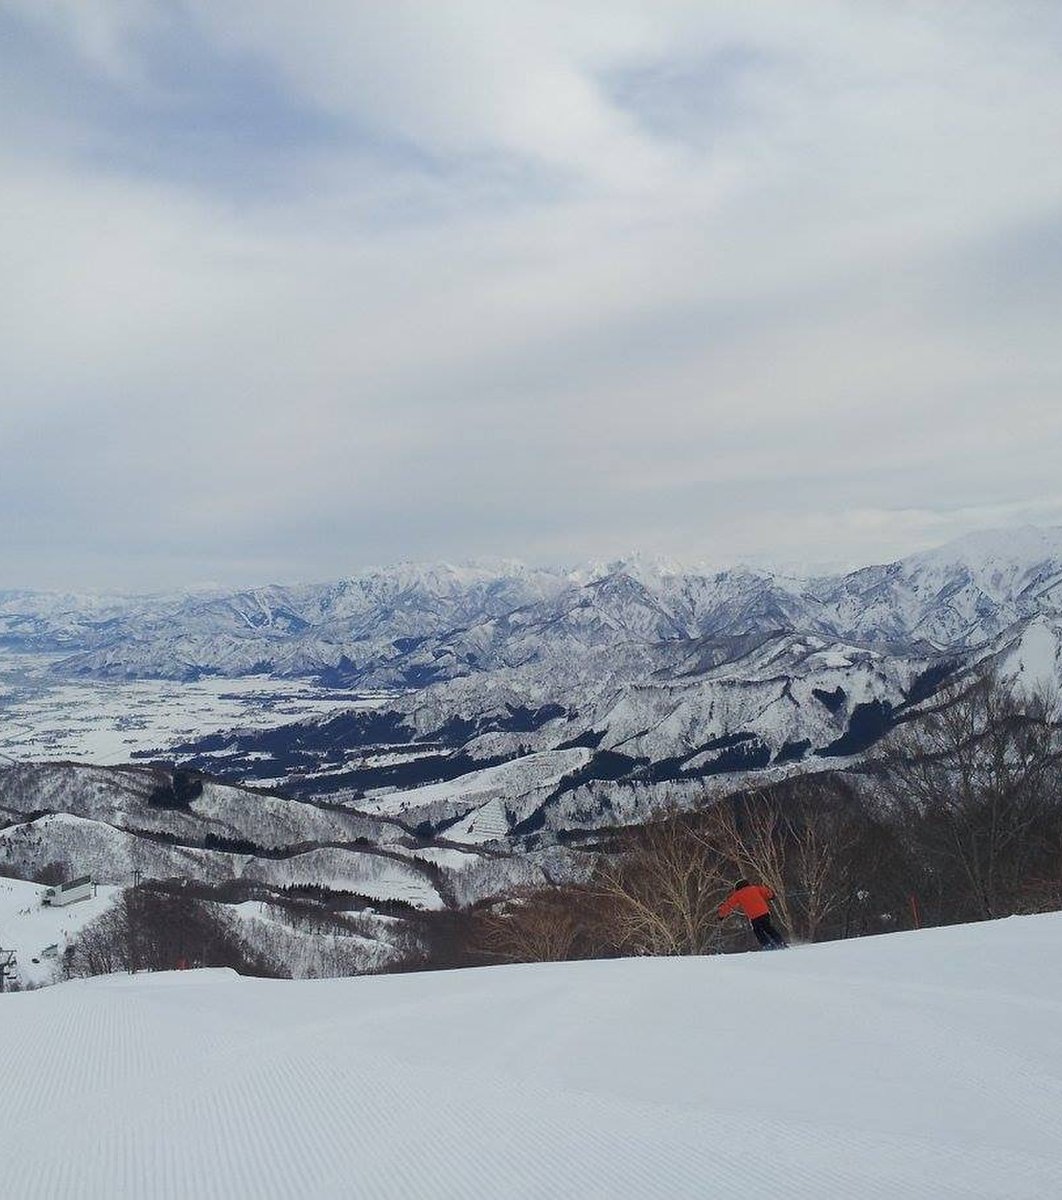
[
  {"left": 2, "top": 914, "right": 1062, "bottom": 1198},
  {"left": 0, "top": 876, "right": 120, "bottom": 988}
]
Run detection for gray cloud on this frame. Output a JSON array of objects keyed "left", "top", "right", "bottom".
[{"left": 2, "top": 1, "right": 1061, "bottom": 588}]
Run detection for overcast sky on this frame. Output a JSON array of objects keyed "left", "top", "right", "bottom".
[{"left": 3, "top": 1, "right": 1062, "bottom": 590}]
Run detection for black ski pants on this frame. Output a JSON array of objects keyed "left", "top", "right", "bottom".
[{"left": 750, "top": 914, "right": 787, "bottom": 950}]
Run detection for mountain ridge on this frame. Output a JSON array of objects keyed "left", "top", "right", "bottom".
[{"left": 5, "top": 525, "right": 1061, "bottom": 683}]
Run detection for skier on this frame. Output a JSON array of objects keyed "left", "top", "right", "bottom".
[{"left": 718, "top": 878, "right": 788, "bottom": 949}]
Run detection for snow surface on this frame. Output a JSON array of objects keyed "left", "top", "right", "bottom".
[
  {"left": 991, "top": 616, "right": 1062, "bottom": 696},
  {"left": 405, "top": 844, "right": 488, "bottom": 870},
  {"left": 238, "top": 848, "right": 444, "bottom": 910},
  {"left": 226, "top": 900, "right": 400, "bottom": 978},
  {"left": 2, "top": 914, "right": 1061, "bottom": 1197},
  {"left": 357, "top": 748, "right": 590, "bottom": 819}
]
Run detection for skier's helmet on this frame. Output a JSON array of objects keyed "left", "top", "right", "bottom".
[{"left": 733, "top": 878, "right": 750, "bottom": 891}]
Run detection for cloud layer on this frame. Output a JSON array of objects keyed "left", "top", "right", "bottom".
[{"left": 3, "top": 1, "right": 1062, "bottom": 587}]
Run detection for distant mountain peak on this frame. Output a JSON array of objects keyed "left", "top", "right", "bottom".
[{"left": 902, "top": 524, "right": 1062, "bottom": 570}]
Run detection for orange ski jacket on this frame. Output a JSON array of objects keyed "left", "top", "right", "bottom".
[{"left": 718, "top": 884, "right": 774, "bottom": 921}]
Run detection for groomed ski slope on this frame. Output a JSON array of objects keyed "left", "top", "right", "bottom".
[{"left": 2, "top": 915, "right": 1061, "bottom": 1198}]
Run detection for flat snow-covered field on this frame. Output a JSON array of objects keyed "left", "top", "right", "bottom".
[
  {"left": 0, "top": 649, "right": 383, "bottom": 763},
  {"left": 3, "top": 914, "right": 1061, "bottom": 1197}
]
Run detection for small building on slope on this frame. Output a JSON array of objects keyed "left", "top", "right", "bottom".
[{"left": 42, "top": 876, "right": 93, "bottom": 907}]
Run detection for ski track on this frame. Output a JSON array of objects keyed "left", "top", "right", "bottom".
[{"left": 4, "top": 917, "right": 1062, "bottom": 1197}]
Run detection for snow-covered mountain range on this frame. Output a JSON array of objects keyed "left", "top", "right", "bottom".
[
  {"left": 5, "top": 527, "right": 1062, "bottom": 684},
  {"left": 5, "top": 532, "right": 1062, "bottom": 821},
  {"left": 0, "top": 562, "right": 570, "bottom": 679},
  {"left": 13, "top": 525, "right": 1038, "bottom": 836},
  {"left": 3, "top": 527, "right": 1062, "bottom": 983}
]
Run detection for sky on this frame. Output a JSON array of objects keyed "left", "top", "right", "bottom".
[{"left": 3, "top": 1, "right": 1062, "bottom": 590}]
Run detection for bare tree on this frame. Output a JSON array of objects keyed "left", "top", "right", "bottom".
[
  {"left": 592, "top": 811, "right": 726, "bottom": 956},
  {"left": 469, "top": 887, "right": 586, "bottom": 963},
  {"left": 696, "top": 780, "right": 864, "bottom": 943},
  {"left": 876, "top": 671, "right": 1062, "bottom": 921}
]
